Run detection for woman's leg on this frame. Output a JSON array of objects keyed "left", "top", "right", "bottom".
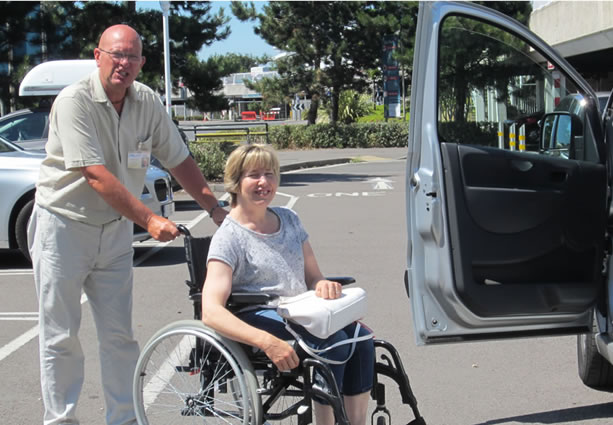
[
  {"left": 313, "top": 401, "right": 335, "bottom": 425},
  {"left": 344, "top": 392, "right": 370, "bottom": 425}
]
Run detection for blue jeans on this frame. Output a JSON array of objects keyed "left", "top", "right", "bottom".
[{"left": 238, "top": 308, "right": 374, "bottom": 396}]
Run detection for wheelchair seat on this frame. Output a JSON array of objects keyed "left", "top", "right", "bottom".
[{"left": 132, "top": 225, "right": 426, "bottom": 425}]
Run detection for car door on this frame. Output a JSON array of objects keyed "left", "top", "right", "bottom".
[{"left": 406, "top": 1, "right": 608, "bottom": 344}]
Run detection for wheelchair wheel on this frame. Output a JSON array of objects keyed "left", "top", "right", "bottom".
[{"left": 134, "top": 320, "right": 262, "bottom": 425}]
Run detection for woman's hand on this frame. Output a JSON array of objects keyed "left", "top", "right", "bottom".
[
  {"left": 314, "top": 279, "right": 342, "bottom": 299},
  {"left": 262, "top": 334, "right": 300, "bottom": 371}
]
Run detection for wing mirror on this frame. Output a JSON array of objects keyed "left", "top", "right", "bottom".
[{"left": 540, "top": 112, "right": 583, "bottom": 159}]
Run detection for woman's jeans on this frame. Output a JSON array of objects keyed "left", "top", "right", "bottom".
[{"left": 239, "top": 308, "right": 374, "bottom": 397}]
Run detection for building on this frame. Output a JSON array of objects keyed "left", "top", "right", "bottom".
[{"left": 530, "top": 1, "right": 613, "bottom": 91}]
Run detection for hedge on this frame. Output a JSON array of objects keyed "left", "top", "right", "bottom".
[
  {"left": 268, "top": 122, "right": 409, "bottom": 150},
  {"left": 189, "top": 121, "right": 409, "bottom": 182}
]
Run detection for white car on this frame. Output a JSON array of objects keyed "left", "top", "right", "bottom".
[
  {"left": 0, "top": 136, "right": 173, "bottom": 262},
  {"left": 407, "top": 1, "right": 613, "bottom": 391}
]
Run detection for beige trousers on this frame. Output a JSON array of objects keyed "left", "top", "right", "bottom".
[{"left": 28, "top": 204, "right": 139, "bottom": 425}]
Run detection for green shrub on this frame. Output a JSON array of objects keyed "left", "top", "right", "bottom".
[
  {"left": 189, "top": 142, "right": 234, "bottom": 181},
  {"left": 268, "top": 121, "right": 408, "bottom": 150}
]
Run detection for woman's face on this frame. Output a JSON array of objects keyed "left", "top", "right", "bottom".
[{"left": 238, "top": 166, "right": 278, "bottom": 206}]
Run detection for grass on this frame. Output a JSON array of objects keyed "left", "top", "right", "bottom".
[{"left": 357, "top": 104, "right": 409, "bottom": 123}]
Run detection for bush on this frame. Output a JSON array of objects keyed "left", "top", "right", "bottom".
[
  {"left": 189, "top": 142, "right": 236, "bottom": 181},
  {"left": 269, "top": 122, "right": 408, "bottom": 150}
]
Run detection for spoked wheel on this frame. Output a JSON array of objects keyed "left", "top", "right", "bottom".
[{"left": 134, "top": 320, "right": 262, "bottom": 425}]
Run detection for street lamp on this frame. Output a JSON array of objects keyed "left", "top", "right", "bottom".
[{"left": 160, "top": 1, "right": 172, "bottom": 116}]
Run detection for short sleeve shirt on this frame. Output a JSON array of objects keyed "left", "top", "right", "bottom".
[
  {"left": 207, "top": 207, "right": 309, "bottom": 297},
  {"left": 35, "top": 69, "right": 189, "bottom": 225}
]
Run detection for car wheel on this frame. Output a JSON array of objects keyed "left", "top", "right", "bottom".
[
  {"left": 15, "top": 199, "right": 34, "bottom": 263},
  {"left": 577, "top": 311, "right": 613, "bottom": 391}
]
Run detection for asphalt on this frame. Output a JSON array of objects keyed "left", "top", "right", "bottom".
[{"left": 175, "top": 147, "right": 407, "bottom": 198}]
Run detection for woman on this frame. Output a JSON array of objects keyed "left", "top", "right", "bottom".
[{"left": 202, "top": 144, "right": 374, "bottom": 425}]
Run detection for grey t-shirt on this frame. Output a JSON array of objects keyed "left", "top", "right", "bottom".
[{"left": 207, "top": 206, "right": 309, "bottom": 297}]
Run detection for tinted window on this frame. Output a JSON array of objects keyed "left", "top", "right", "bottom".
[{"left": 437, "top": 15, "right": 587, "bottom": 156}]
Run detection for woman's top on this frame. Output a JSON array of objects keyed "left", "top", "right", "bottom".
[{"left": 207, "top": 206, "right": 309, "bottom": 297}]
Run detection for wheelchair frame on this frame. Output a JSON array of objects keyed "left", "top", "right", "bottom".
[{"left": 133, "top": 225, "right": 425, "bottom": 425}]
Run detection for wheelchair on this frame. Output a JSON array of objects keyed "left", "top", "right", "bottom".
[{"left": 133, "top": 225, "right": 426, "bottom": 425}]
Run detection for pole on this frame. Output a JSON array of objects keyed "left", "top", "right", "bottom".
[{"left": 160, "top": 1, "right": 172, "bottom": 116}]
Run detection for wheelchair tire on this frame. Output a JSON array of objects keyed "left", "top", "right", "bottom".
[{"left": 134, "top": 320, "right": 262, "bottom": 425}]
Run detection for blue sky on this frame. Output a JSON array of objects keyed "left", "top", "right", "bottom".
[{"left": 136, "top": 1, "right": 279, "bottom": 60}]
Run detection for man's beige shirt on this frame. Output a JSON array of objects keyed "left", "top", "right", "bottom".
[{"left": 36, "top": 69, "right": 189, "bottom": 225}]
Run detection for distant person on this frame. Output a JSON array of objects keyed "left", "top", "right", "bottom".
[{"left": 28, "top": 24, "right": 227, "bottom": 425}]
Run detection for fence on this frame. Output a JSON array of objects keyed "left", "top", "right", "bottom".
[{"left": 180, "top": 122, "right": 269, "bottom": 144}]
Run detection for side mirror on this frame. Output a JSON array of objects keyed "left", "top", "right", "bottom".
[{"left": 540, "top": 112, "right": 583, "bottom": 159}]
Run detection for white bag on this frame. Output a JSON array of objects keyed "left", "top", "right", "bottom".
[{"left": 276, "top": 287, "right": 368, "bottom": 339}]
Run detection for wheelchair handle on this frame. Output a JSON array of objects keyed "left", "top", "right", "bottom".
[{"left": 177, "top": 224, "right": 191, "bottom": 237}]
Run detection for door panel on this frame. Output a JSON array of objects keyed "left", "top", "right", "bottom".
[{"left": 406, "top": 2, "right": 607, "bottom": 344}]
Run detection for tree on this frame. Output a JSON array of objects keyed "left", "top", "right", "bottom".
[
  {"left": 232, "top": 1, "right": 420, "bottom": 124},
  {"left": 437, "top": 2, "right": 533, "bottom": 122},
  {"left": 1, "top": 1, "right": 232, "bottom": 111}
]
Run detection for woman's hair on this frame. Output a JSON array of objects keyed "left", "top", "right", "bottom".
[{"left": 224, "top": 144, "right": 280, "bottom": 206}]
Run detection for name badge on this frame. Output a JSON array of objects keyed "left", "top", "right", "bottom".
[{"left": 128, "top": 141, "right": 150, "bottom": 169}]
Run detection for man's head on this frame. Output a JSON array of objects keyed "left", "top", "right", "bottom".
[{"left": 94, "top": 24, "right": 146, "bottom": 98}]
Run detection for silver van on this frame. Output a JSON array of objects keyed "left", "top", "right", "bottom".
[{"left": 407, "top": 1, "right": 613, "bottom": 390}]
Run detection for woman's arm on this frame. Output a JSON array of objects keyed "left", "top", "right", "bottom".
[
  {"left": 303, "top": 240, "right": 342, "bottom": 299},
  {"left": 202, "top": 259, "right": 300, "bottom": 371}
]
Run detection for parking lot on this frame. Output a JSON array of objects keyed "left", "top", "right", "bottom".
[{"left": 2, "top": 160, "right": 613, "bottom": 424}]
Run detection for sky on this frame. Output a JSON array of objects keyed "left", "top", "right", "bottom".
[{"left": 136, "top": 1, "right": 279, "bottom": 60}]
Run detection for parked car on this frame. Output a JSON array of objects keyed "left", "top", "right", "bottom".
[
  {"left": 407, "top": 1, "right": 613, "bottom": 391},
  {"left": 0, "top": 135, "right": 174, "bottom": 262},
  {"left": 0, "top": 107, "right": 49, "bottom": 142}
]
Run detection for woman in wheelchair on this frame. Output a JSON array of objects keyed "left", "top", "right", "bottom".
[{"left": 201, "top": 144, "right": 375, "bottom": 425}]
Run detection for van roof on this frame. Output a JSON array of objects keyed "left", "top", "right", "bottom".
[{"left": 19, "top": 60, "right": 96, "bottom": 97}]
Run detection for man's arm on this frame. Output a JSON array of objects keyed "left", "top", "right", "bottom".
[
  {"left": 81, "top": 164, "right": 179, "bottom": 241},
  {"left": 169, "top": 155, "right": 227, "bottom": 226}
]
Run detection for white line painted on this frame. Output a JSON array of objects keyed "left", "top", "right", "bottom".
[
  {"left": 142, "top": 335, "right": 192, "bottom": 411},
  {"left": 0, "top": 270, "right": 33, "bottom": 276},
  {"left": 0, "top": 325, "right": 38, "bottom": 362}
]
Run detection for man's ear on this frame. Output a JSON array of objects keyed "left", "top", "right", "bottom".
[{"left": 93, "top": 48, "right": 101, "bottom": 67}]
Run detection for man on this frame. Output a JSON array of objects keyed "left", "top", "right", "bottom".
[{"left": 28, "top": 24, "right": 227, "bottom": 425}]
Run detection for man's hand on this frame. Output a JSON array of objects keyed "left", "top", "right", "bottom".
[
  {"left": 145, "top": 215, "right": 180, "bottom": 242},
  {"left": 210, "top": 206, "right": 228, "bottom": 226}
]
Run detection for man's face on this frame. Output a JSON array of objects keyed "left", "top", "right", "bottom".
[{"left": 94, "top": 29, "right": 146, "bottom": 94}]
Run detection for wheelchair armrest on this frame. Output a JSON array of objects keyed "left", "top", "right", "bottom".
[
  {"left": 326, "top": 276, "right": 356, "bottom": 286},
  {"left": 227, "top": 292, "right": 278, "bottom": 307}
]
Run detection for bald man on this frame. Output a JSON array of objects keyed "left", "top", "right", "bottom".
[{"left": 28, "top": 25, "right": 226, "bottom": 425}]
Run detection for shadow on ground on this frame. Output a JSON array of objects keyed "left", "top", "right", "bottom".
[
  {"left": 0, "top": 249, "right": 32, "bottom": 269},
  {"left": 475, "top": 401, "right": 613, "bottom": 424},
  {"left": 134, "top": 246, "right": 188, "bottom": 268}
]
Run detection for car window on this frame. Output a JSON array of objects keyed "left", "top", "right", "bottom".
[
  {"left": 0, "top": 110, "right": 48, "bottom": 142},
  {"left": 436, "top": 15, "right": 597, "bottom": 161},
  {"left": 0, "top": 138, "right": 16, "bottom": 153}
]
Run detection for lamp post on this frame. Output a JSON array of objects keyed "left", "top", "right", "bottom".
[{"left": 160, "top": 1, "right": 172, "bottom": 116}]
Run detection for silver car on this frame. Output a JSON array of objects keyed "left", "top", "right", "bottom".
[{"left": 0, "top": 136, "right": 174, "bottom": 262}]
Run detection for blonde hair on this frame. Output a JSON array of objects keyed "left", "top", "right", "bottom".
[{"left": 224, "top": 144, "right": 280, "bottom": 206}]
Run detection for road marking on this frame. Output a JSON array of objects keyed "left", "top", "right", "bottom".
[
  {"left": 0, "top": 269, "right": 33, "bottom": 276},
  {"left": 367, "top": 177, "right": 394, "bottom": 190},
  {"left": 307, "top": 191, "right": 387, "bottom": 198},
  {"left": 142, "top": 335, "right": 192, "bottom": 411},
  {"left": 0, "top": 313, "right": 38, "bottom": 321}
]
